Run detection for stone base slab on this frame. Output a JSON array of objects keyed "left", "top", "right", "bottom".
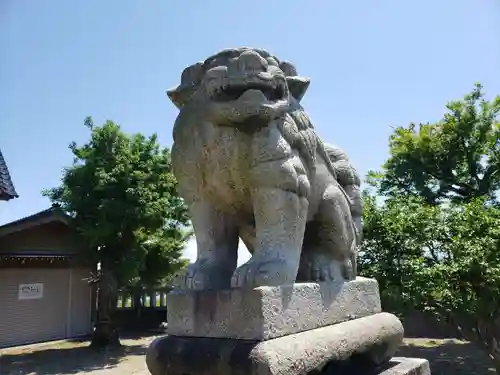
[
  {"left": 379, "top": 358, "right": 431, "bottom": 375},
  {"left": 146, "top": 312, "right": 404, "bottom": 375},
  {"left": 167, "top": 277, "right": 381, "bottom": 340},
  {"left": 322, "top": 357, "right": 431, "bottom": 375}
]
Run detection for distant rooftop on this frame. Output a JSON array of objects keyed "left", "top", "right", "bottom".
[
  {"left": 0, "top": 148, "right": 18, "bottom": 201},
  {"left": 0, "top": 206, "right": 71, "bottom": 237}
]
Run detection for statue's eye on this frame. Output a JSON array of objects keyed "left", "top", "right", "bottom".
[
  {"left": 267, "top": 57, "right": 279, "bottom": 67},
  {"left": 204, "top": 66, "right": 228, "bottom": 81},
  {"left": 209, "top": 58, "right": 229, "bottom": 69}
]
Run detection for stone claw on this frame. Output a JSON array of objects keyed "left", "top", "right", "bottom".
[
  {"left": 298, "top": 252, "right": 351, "bottom": 282},
  {"left": 176, "top": 260, "right": 233, "bottom": 290},
  {"left": 231, "top": 257, "right": 297, "bottom": 288}
]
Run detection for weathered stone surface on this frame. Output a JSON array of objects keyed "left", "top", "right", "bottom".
[
  {"left": 146, "top": 312, "right": 404, "bottom": 375},
  {"left": 321, "top": 357, "right": 431, "bottom": 375},
  {"left": 167, "top": 277, "right": 381, "bottom": 340},
  {"left": 379, "top": 358, "right": 431, "bottom": 375},
  {"left": 168, "top": 47, "right": 363, "bottom": 290}
]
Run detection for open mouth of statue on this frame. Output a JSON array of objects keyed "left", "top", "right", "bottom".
[{"left": 215, "top": 81, "right": 286, "bottom": 102}]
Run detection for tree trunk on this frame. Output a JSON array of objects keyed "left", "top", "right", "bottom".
[
  {"left": 133, "top": 290, "right": 143, "bottom": 320},
  {"left": 90, "top": 268, "right": 121, "bottom": 349}
]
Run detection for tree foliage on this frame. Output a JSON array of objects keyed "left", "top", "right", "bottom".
[
  {"left": 43, "top": 117, "right": 190, "bottom": 347},
  {"left": 368, "top": 83, "right": 500, "bottom": 205},
  {"left": 361, "top": 85, "right": 500, "bottom": 369},
  {"left": 129, "top": 227, "right": 192, "bottom": 288},
  {"left": 361, "top": 194, "right": 500, "bottom": 367}
]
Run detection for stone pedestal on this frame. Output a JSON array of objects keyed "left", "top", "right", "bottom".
[
  {"left": 146, "top": 278, "right": 431, "bottom": 375},
  {"left": 167, "top": 277, "right": 382, "bottom": 340}
]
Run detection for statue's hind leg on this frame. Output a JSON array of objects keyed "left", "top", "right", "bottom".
[{"left": 298, "top": 184, "right": 357, "bottom": 282}]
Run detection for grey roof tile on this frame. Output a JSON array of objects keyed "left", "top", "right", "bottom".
[{"left": 0, "top": 148, "right": 18, "bottom": 201}]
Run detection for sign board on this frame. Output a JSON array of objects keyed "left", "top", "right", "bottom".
[{"left": 18, "top": 283, "right": 44, "bottom": 300}]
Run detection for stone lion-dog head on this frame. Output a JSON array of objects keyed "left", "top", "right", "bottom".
[{"left": 167, "top": 47, "right": 311, "bottom": 129}]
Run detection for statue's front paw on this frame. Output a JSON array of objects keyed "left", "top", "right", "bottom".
[
  {"left": 298, "top": 252, "right": 351, "bottom": 282},
  {"left": 231, "top": 257, "right": 298, "bottom": 288},
  {"left": 176, "top": 263, "right": 208, "bottom": 290},
  {"left": 176, "top": 261, "right": 233, "bottom": 290}
]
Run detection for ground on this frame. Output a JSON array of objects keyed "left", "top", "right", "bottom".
[
  {"left": 398, "top": 339, "right": 496, "bottom": 375},
  {"left": 0, "top": 336, "right": 496, "bottom": 375},
  {"left": 0, "top": 334, "right": 159, "bottom": 375}
]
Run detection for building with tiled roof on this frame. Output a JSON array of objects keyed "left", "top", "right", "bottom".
[{"left": 0, "top": 148, "right": 18, "bottom": 201}]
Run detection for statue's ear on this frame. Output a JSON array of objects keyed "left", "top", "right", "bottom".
[
  {"left": 167, "top": 62, "right": 204, "bottom": 109},
  {"left": 167, "top": 85, "right": 197, "bottom": 110},
  {"left": 286, "top": 76, "right": 310, "bottom": 102}
]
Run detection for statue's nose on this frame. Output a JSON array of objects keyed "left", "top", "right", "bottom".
[{"left": 237, "top": 51, "right": 268, "bottom": 73}]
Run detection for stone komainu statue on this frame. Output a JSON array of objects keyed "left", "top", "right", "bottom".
[{"left": 168, "top": 47, "right": 362, "bottom": 290}]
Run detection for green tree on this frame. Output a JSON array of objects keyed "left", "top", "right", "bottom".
[
  {"left": 369, "top": 83, "right": 500, "bottom": 205},
  {"left": 362, "top": 85, "right": 500, "bottom": 370},
  {"left": 359, "top": 193, "right": 445, "bottom": 313},
  {"left": 43, "top": 117, "right": 190, "bottom": 348},
  {"left": 133, "top": 227, "right": 192, "bottom": 288},
  {"left": 360, "top": 195, "right": 500, "bottom": 370}
]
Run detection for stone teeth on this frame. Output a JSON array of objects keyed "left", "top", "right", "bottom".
[{"left": 257, "top": 72, "right": 273, "bottom": 81}]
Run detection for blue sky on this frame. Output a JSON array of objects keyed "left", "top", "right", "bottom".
[{"left": 1, "top": 0, "right": 499, "bottom": 264}]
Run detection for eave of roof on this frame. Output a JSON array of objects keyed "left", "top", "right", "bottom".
[
  {"left": 0, "top": 148, "right": 18, "bottom": 201},
  {"left": 0, "top": 207, "right": 72, "bottom": 237},
  {"left": 0, "top": 253, "right": 74, "bottom": 260}
]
